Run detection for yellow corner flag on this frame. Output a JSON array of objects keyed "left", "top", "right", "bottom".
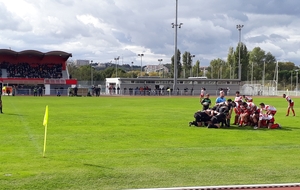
[
  {"left": 43, "top": 105, "right": 48, "bottom": 127},
  {"left": 43, "top": 105, "right": 49, "bottom": 157}
]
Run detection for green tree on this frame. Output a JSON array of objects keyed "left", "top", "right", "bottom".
[
  {"left": 264, "top": 52, "right": 277, "bottom": 80},
  {"left": 249, "top": 47, "right": 266, "bottom": 82},
  {"left": 226, "top": 47, "right": 235, "bottom": 79},
  {"left": 171, "top": 49, "right": 182, "bottom": 78},
  {"left": 210, "top": 58, "right": 226, "bottom": 79},
  {"left": 234, "top": 42, "right": 249, "bottom": 81},
  {"left": 193, "top": 60, "right": 200, "bottom": 77},
  {"left": 182, "top": 51, "right": 192, "bottom": 78}
]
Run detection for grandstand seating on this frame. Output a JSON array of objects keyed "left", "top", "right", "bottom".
[{"left": 1, "top": 61, "right": 62, "bottom": 79}]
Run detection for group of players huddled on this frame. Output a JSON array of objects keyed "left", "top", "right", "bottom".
[{"left": 189, "top": 90, "right": 295, "bottom": 129}]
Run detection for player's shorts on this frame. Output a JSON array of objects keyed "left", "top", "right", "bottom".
[
  {"left": 289, "top": 102, "right": 294, "bottom": 107},
  {"left": 200, "top": 93, "right": 204, "bottom": 98},
  {"left": 260, "top": 120, "right": 267, "bottom": 127}
]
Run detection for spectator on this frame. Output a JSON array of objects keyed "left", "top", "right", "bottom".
[
  {"left": 38, "top": 86, "right": 43, "bottom": 96},
  {"left": 216, "top": 90, "right": 226, "bottom": 104}
]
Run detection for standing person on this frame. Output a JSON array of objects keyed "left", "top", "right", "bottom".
[
  {"left": 283, "top": 94, "right": 295, "bottom": 116},
  {"left": 216, "top": 90, "right": 226, "bottom": 104},
  {"left": 33, "top": 86, "right": 38, "bottom": 96},
  {"left": 200, "top": 87, "right": 206, "bottom": 102},
  {"left": 12, "top": 85, "right": 16, "bottom": 96},
  {"left": 200, "top": 93, "right": 211, "bottom": 110},
  {"left": 38, "top": 86, "right": 43, "bottom": 96},
  {"left": 226, "top": 87, "right": 230, "bottom": 96},
  {"left": 74, "top": 86, "right": 78, "bottom": 96}
]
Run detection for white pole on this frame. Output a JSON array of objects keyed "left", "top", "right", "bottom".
[
  {"left": 251, "top": 61, "right": 253, "bottom": 85},
  {"left": 236, "top": 24, "right": 244, "bottom": 80},
  {"left": 291, "top": 71, "right": 292, "bottom": 91},
  {"left": 262, "top": 61, "right": 265, "bottom": 95},
  {"left": 173, "top": 0, "right": 179, "bottom": 92},
  {"left": 90, "top": 60, "right": 93, "bottom": 86},
  {"left": 276, "top": 61, "right": 279, "bottom": 95},
  {"left": 296, "top": 70, "right": 299, "bottom": 96}
]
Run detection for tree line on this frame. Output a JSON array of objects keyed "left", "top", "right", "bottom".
[{"left": 68, "top": 43, "right": 299, "bottom": 89}]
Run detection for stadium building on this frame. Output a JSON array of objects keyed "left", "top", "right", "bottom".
[{"left": 0, "top": 49, "right": 76, "bottom": 96}]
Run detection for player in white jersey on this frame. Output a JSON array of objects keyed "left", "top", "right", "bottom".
[
  {"left": 254, "top": 113, "right": 281, "bottom": 129},
  {"left": 283, "top": 94, "right": 295, "bottom": 116},
  {"left": 259, "top": 103, "right": 277, "bottom": 116},
  {"left": 234, "top": 91, "right": 243, "bottom": 103},
  {"left": 243, "top": 95, "right": 253, "bottom": 102}
]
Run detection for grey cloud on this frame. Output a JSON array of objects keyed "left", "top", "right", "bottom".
[
  {"left": 269, "top": 34, "right": 287, "bottom": 41},
  {"left": 1, "top": 0, "right": 300, "bottom": 66},
  {"left": 247, "top": 35, "right": 269, "bottom": 43}
]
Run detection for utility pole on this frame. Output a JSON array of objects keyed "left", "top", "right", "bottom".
[
  {"left": 236, "top": 24, "right": 244, "bottom": 81},
  {"left": 171, "top": 0, "right": 182, "bottom": 92}
]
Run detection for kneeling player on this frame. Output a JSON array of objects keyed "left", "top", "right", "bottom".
[
  {"left": 189, "top": 109, "right": 212, "bottom": 127},
  {"left": 254, "top": 114, "right": 281, "bottom": 129},
  {"left": 207, "top": 112, "right": 226, "bottom": 128}
]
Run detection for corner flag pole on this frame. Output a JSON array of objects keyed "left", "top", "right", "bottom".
[{"left": 43, "top": 105, "right": 49, "bottom": 157}]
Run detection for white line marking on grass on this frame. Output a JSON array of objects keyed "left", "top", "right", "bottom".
[{"left": 128, "top": 182, "right": 300, "bottom": 190}]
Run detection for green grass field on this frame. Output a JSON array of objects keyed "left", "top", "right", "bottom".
[{"left": 0, "top": 95, "right": 300, "bottom": 190}]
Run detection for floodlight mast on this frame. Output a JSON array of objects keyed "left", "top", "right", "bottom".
[
  {"left": 172, "top": 0, "right": 183, "bottom": 93},
  {"left": 189, "top": 54, "right": 195, "bottom": 77},
  {"left": 138, "top": 54, "right": 144, "bottom": 76},
  {"left": 236, "top": 24, "right": 244, "bottom": 81},
  {"left": 114, "top": 56, "right": 120, "bottom": 77}
]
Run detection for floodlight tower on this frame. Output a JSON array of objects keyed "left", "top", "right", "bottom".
[
  {"left": 171, "top": 0, "right": 183, "bottom": 92},
  {"left": 236, "top": 24, "right": 244, "bottom": 81},
  {"left": 138, "top": 53, "right": 144, "bottom": 76}
]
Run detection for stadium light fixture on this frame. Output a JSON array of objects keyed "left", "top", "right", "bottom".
[
  {"left": 138, "top": 54, "right": 144, "bottom": 76},
  {"left": 114, "top": 56, "right": 120, "bottom": 77},
  {"left": 189, "top": 55, "right": 195, "bottom": 77}
]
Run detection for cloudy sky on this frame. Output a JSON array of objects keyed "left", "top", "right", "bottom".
[{"left": 0, "top": 0, "right": 299, "bottom": 66}]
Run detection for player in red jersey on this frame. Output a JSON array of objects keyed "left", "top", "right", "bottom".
[
  {"left": 246, "top": 101, "right": 257, "bottom": 126},
  {"left": 238, "top": 102, "right": 251, "bottom": 127},
  {"left": 233, "top": 100, "right": 243, "bottom": 125},
  {"left": 283, "top": 94, "right": 295, "bottom": 116}
]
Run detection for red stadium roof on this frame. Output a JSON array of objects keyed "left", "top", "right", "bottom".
[{"left": 0, "top": 49, "right": 72, "bottom": 60}]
